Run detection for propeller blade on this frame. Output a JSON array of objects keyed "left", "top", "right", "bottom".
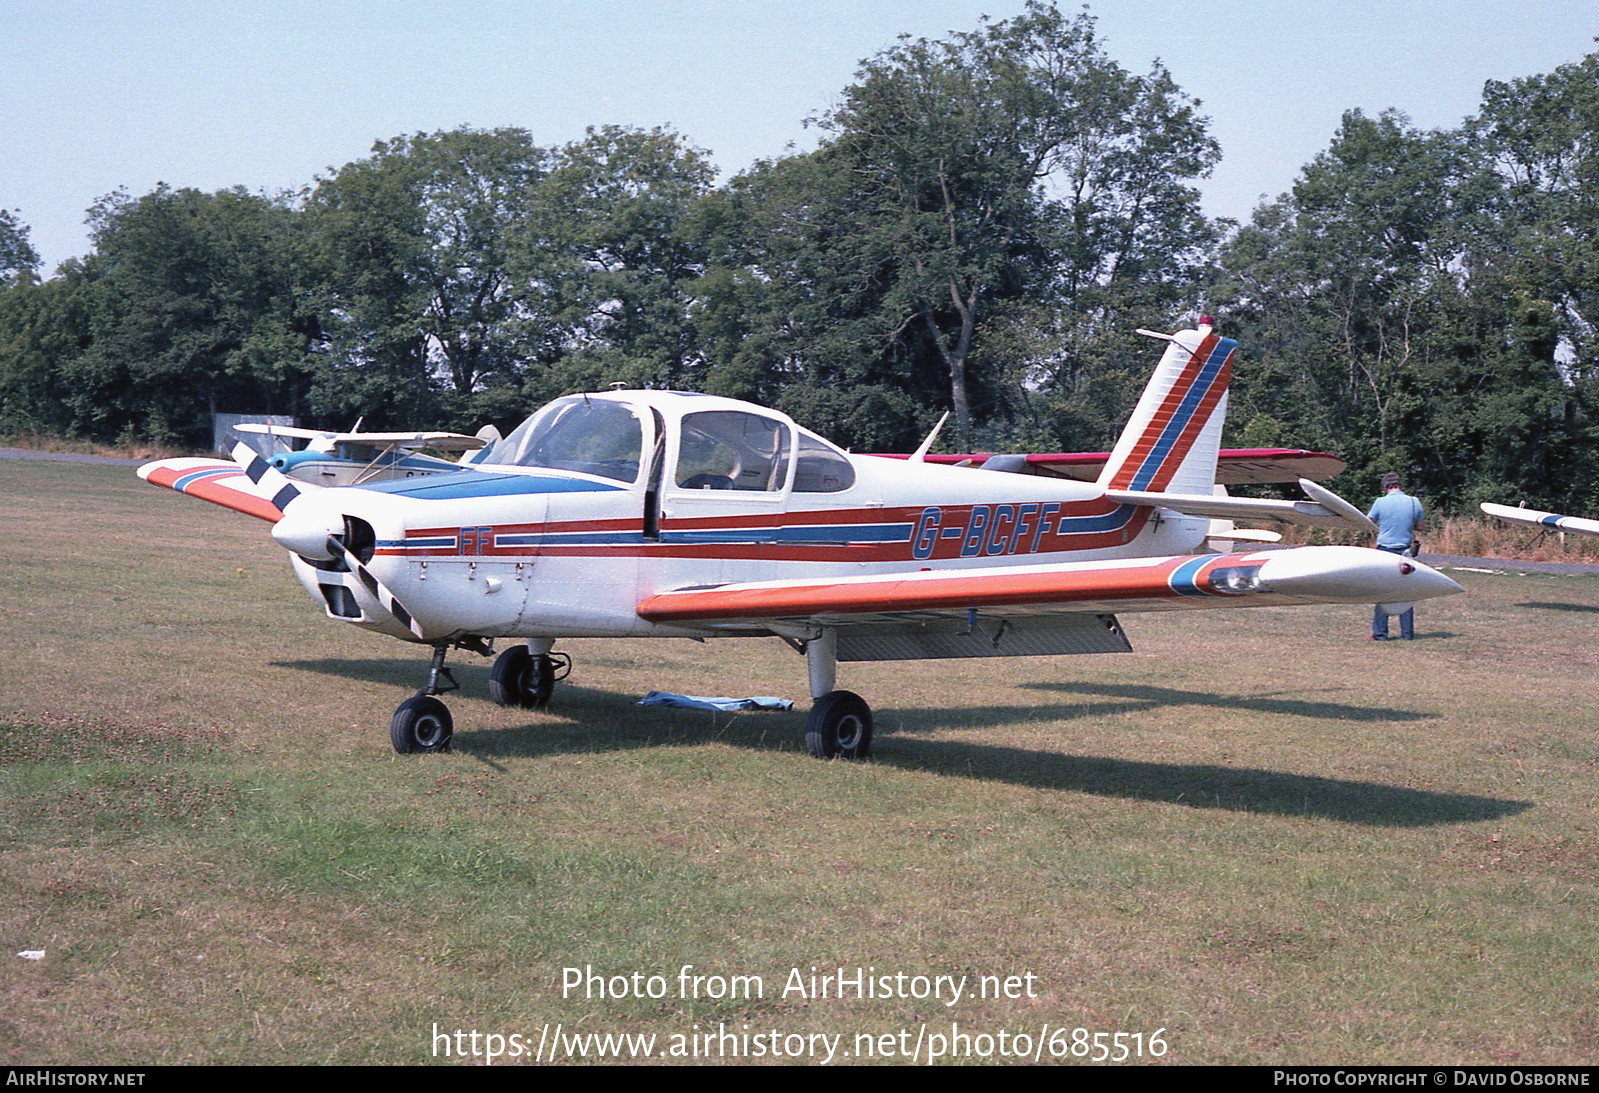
[
  {"left": 324, "top": 535, "right": 427, "bottom": 641},
  {"left": 231, "top": 441, "right": 304, "bottom": 517}
]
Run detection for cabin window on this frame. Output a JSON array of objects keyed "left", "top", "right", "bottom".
[
  {"left": 675, "top": 411, "right": 792, "bottom": 492},
  {"left": 490, "top": 397, "right": 644, "bottom": 483},
  {"left": 792, "top": 432, "right": 855, "bottom": 492}
]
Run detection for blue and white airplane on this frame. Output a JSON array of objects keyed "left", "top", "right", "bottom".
[{"left": 233, "top": 423, "right": 492, "bottom": 486}]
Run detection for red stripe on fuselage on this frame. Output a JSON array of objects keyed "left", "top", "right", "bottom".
[{"left": 372, "top": 500, "right": 1150, "bottom": 562}]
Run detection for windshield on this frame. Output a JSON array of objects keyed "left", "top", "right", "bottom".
[{"left": 487, "top": 397, "right": 644, "bottom": 483}]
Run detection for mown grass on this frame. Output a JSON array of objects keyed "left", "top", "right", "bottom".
[{"left": 1, "top": 459, "right": 1596, "bottom": 1065}]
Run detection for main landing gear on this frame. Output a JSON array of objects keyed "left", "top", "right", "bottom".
[
  {"left": 803, "top": 628, "right": 873, "bottom": 760},
  {"left": 387, "top": 634, "right": 866, "bottom": 761},
  {"left": 488, "top": 641, "right": 571, "bottom": 709},
  {"left": 389, "top": 638, "right": 569, "bottom": 754}
]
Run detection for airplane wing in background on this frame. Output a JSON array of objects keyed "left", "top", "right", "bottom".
[
  {"left": 638, "top": 546, "right": 1460, "bottom": 660},
  {"left": 234, "top": 424, "right": 487, "bottom": 452},
  {"left": 1481, "top": 502, "right": 1599, "bottom": 538},
  {"left": 878, "top": 448, "right": 1346, "bottom": 485}
]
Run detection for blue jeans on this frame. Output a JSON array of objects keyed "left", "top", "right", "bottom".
[{"left": 1372, "top": 544, "right": 1414, "bottom": 639}]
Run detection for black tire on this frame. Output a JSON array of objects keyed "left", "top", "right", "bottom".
[
  {"left": 391, "top": 695, "right": 453, "bottom": 754},
  {"left": 488, "top": 645, "right": 554, "bottom": 710},
  {"left": 804, "top": 690, "right": 873, "bottom": 760}
]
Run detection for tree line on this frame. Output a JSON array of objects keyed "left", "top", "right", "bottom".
[{"left": 2, "top": 2, "right": 1595, "bottom": 513}]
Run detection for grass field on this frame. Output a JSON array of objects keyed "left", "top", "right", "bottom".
[{"left": 2, "top": 458, "right": 1596, "bottom": 1065}]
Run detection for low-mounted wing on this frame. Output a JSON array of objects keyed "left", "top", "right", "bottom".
[
  {"left": 1481, "top": 502, "right": 1599, "bottom": 538},
  {"left": 137, "top": 443, "right": 312, "bottom": 522},
  {"left": 638, "top": 546, "right": 1462, "bottom": 660}
]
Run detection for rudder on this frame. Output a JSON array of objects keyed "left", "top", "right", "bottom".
[{"left": 1096, "top": 320, "right": 1236, "bottom": 496}]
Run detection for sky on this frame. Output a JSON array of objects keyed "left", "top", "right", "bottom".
[{"left": 3, "top": 0, "right": 1596, "bottom": 273}]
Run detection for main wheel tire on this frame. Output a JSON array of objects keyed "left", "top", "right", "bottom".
[
  {"left": 488, "top": 645, "right": 555, "bottom": 709},
  {"left": 391, "top": 695, "right": 453, "bottom": 754},
  {"left": 804, "top": 690, "right": 873, "bottom": 760}
]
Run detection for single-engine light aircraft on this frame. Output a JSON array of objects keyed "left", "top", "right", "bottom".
[
  {"left": 233, "top": 422, "right": 492, "bottom": 486},
  {"left": 1481, "top": 502, "right": 1599, "bottom": 539},
  {"left": 140, "top": 319, "right": 1464, "bottom": 759}
]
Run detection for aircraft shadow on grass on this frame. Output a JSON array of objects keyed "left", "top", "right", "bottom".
[
  {"left": 1515, "top": 601, "right": 1599, "bottom": 614},
  {"left": 279, "top": 658, "right": 1527, "bottom": 828},
  {"left": 1014, "top": 680, "right": 1434, "bottom": 724}
]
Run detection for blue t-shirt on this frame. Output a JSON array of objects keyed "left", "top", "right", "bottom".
[{"left": 1368, "top": 489, "right": 1423, "bottom": 549}]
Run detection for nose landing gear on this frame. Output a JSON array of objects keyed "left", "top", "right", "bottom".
[{"left": 388, "top": 638, "right": 570, "bottom": 753}]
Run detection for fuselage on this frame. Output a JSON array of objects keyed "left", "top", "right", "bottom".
[{"left": 272, "top": 391, "right": 1208, "bottom": 642}]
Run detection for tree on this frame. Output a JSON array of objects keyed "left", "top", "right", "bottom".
[
  {"left": 44, "top": 184, "right": 314, "bottom": 445},
  {"left": 510, "top": 125, "right": 715, "bottom": 404},
  {"left": 1212, "top": 108, "right": 1582, "bottom": 509},
  {"left": 0, "top": 209, "right": 40, "bottom": 286},
  {"left": 306, "top": 128, "right": 547, "bottom": 427},
  {"left": 699, "top": 1, "right": 1219, "bottom": 450}
]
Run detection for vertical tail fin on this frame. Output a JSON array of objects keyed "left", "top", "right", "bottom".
[{"left": 1096, "top": 320, "right": 1236, "bottom": 496}]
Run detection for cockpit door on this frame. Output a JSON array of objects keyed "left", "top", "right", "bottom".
[{"left": 660, "top": 409, "right": 793, "bottom": 547}]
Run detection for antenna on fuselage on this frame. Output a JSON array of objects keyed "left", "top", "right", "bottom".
[{"left": 908, "top": 412, "right": 950, "bottom": 464}]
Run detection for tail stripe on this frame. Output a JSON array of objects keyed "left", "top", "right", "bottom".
[{"left": 1110, "top": 335, "right": 1235, "bottom": 491}]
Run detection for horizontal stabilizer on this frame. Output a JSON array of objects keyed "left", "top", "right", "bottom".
[
  {"left": 1105, "top": 478, "right": 1377, "bottom": 534},
  {"left": 880, "top": 448, "right": 1346, "bottom": 485}
]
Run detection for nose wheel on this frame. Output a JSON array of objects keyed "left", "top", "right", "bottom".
[
  {"left": 391, "top": 694, "right": 454, "bottom": 753},
  {"left": 387, "top": 637, "right": 494, "bottom": 754}
]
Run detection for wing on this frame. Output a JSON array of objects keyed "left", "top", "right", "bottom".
[
  {"left": 137, "top": 443, "right": 312, "bottom": 522},
  {"left": 233, "top": 423, "right": 328, "bottom": 441},
  {"left": 873, "top": 448, "right": 1345, "bottom": 484},
  {"left": 1481, "top": 502, "right": 1599, "bottom": 538},
  {"left": 637, "top": 546, "right": 1462, "bottom": 661},
  {"left": 325, "top": 430, "right": 487, "bottom": 452},
  {"left": 233, "top": 424, "right": 485, "bottom": 452}
]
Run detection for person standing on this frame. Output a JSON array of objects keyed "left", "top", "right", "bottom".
[{"left": 1367, "top": 472, "right": 1424, "bottom": 640}]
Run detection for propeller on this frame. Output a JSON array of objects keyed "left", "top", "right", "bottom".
[
  {"left": 235, "top": 440, "right": 427, "bottom": 641},
  {"left": 324, "top": 535, "right": 428, "bottom": 641}
]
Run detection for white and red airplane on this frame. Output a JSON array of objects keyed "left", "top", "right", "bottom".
[
  {"left": 139, "top": 319, "right": 1463, "bottom": 758},
  {"left": 1481, "top": 502, "right": 1599, "bottom": 538}
]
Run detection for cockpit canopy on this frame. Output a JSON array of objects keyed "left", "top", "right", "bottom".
[{"left": 481, "top": 393, "right": 856, "bottom": 493}]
